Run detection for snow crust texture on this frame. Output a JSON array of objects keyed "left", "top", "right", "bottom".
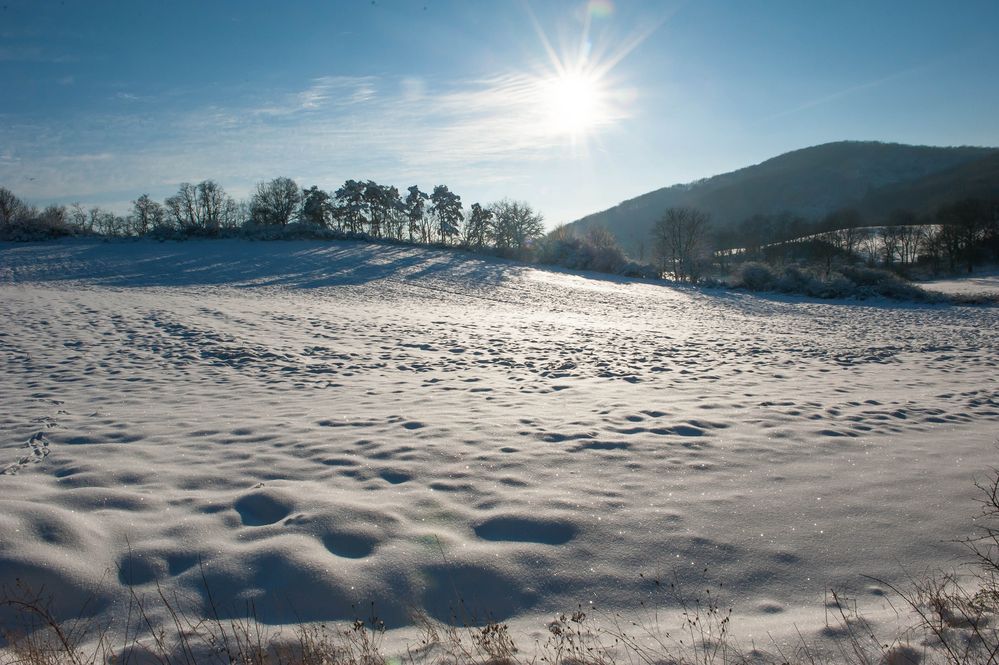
[{"left": 1, "top": 239, "right": 997, "bottom": 639}]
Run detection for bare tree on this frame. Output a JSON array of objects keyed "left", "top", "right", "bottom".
[
  {"left": 0, "top": 193, "right": 73, "bottom": 239},
  {"left": 165, "top": 180, "right": 238, "bottom": 235},
  {"left": 164, "top": 182, "right": 200, "bottom": 232},
  {"left": 490, "top": 199, "right": 544, "bottom": 257},
  {"left": 859, "top": 229, "right": 881, "bottom": 266},
  {"left": 40, "top": 205, "right": 70, "bottom": 234},
  {"left": 935, "top": 222, "right": 964, "bottom": 273},
  {"left": 130, "top": 194, "right": 164, "bottom": 235},
  {"left": 68, "top": 203, "right": 90, "bottom": 233},
  {"left": 896, "top": 224, "right": 926, "bottom": 266},
  {"left": 651, "top": 207, "right": 711, "bottom": 282},
  {"left": 834, "top": 225, "right": 869, "bottom": 261},
  {"left": 939, "top": 198, "right": 988, "bottom": 273},
  {"left": 919, "top": 225, "right": 945, "bottom": 274},
  {"left": 251, "top": 177, "right": 301, "bottom": 227},
  {"left": 105, "top": 212, "right": 128, "bottom": 237},
  {"left": 199, "top": 180, "right": 234, "bottom": 233},
  {"left": 986, "top": 200, "right": 999, "bottom": 261},
  {"left": 882, "top": 209, "right": 921, "bottom": 267},
  {"left": 0, "top": 187, "right": 36, "bottom": 237},
  {"left": 878, "top": 225, "right": 903, "bottom": 268},
  {"left": 583, "top": 226, "right": 627, "bottom": 273},
  {"left": 826, "top": 210, "right": 866, "bottom": 260}
]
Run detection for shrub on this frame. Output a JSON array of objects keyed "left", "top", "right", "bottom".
[
  {"left": 535, "top": 228, "right": 629, "bottom": 274},
  {"left": 838, "top": 265, "right": 937, "bottom": 302},
  {"left": 618, "top": 261, "right": 659, "bottom": 279},
  {"left": 732, "top": 261, "right": 944, "bottom": 302},
  {"left": 239, "top": 220, "right": 343, "bottom": 241},
  {"left": 732, "top": 262, "right": 776, "bottom": 290},
  {"left": 773, "top": 265, "right": 815, "bottom": 294},
  {"left": 814, "top": 274, "right": 857, "bottom": 299},
  {"left": 0, "top": 212, "right": 75, "bottom": 242}
]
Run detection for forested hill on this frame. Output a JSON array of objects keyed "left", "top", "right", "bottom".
[
  {"left": 856, "top": 150, "right": 999, "bottom": 218},
  {"left": 568, "top": 141, "right": 999, "bottom": 257}
]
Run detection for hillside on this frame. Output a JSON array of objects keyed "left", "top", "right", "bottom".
[
  {"left": 3, "top": 238, "right": 999, "bottom": 657},
  {"left": 2, "top": 238, "right": 999, "bottom": 660},
  {"left": 857, "top": 149, "right": 999, "bottom": 217},
  {"left": 568, "top": 141, "right": 998, "bottom": 256}
]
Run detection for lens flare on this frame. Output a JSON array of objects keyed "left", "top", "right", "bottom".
[{"left": 587, "top": 0, "right": 614, "bottom": 19}]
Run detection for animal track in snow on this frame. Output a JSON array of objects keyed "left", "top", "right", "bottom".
[{"left": 2, "top": 432, "right": 51, "bottom": 475}]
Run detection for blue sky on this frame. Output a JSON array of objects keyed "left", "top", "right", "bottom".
[{"left": 2, "top": 0, "right": 998, "bottom": 227}]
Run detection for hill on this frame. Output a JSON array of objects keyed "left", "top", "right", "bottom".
[
  {"left": 568, "top": 141, "right": 998, "bottom": 257},
  {"left": 857, "top": 150, "right": 999, "bottom": 217},
  {"left": 2, "top": 238, "right": 999, "bottom": 658}
]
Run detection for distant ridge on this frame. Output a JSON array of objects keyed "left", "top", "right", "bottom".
[{"left": 567, "top": 141, "right": 999, "bottom": 256}]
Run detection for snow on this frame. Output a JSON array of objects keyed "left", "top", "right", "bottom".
[
  {"left": 921, "top": 268, "right": 999, "bottom": 297},
  {"left": 1, "top": 238, "right": 997, "bottom": 654}
]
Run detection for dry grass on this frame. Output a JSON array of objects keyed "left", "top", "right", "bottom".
[
  {"left": 5, "top": 472, "right": 999, "bottom": 665},
  {"left": 0, "top": 572, "right": 923, "bottom": 665}
]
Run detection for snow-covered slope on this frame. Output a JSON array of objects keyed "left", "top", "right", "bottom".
[
  {"left": 922, "top": 269, "right": 999, "bottom": 297},
  {"left": 1, "top": 239, "right": 997, "bottom": 652}
]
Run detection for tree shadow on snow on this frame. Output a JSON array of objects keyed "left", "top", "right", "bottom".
[{"left": 0, "top": 238, "right": 515, "bottom": 292}]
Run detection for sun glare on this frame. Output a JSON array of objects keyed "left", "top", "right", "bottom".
[
  {"left": 543, "top": 69, "right": 606, "bottom": 137},
  {"left": 524, "top": 0, "right": 655, "bottom": 146}
]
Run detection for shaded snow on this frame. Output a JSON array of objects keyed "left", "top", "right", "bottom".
[{"left": 1, "top": 238, "right": 997, "bottom": 651}]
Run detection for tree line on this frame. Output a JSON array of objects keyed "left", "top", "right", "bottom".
[
  {"left": 4, "top": 177, "right": 995, "bottom": 285},
  {"left": 649, "top": 198, "right": 999, "bottom": 283},
  {"left": 1, "top": 178, "right": 663, "bottom": 278},
  {"left": 0, "top": 178, "right": 552, "bottom": 258},
  {"left": 743, "top": 201, "right": 997, "bottom": 274}
]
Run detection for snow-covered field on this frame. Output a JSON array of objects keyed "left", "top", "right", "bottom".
[
  {"left": 922, "top": 269, "right": 999, "bottom": 297},
  {"left": 1, "top": 239, "right": 997, "bottom": 653}
]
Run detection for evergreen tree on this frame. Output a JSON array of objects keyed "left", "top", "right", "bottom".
[{"left": 430, "top": 185, "right": 463, "bottom": 244}]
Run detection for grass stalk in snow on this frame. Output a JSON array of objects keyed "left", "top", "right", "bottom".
[
  {"left": 5, "top": 464, "right": 999, "bottom": 665},
  {"left": 0, "top": 567, "right": 992, "bottom": 665}
]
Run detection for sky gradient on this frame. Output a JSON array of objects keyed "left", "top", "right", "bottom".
[{"left": 2, "top": 0, "right": 998, "bottom": 227}]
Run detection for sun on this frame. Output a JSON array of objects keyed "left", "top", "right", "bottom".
[
  {"left": 542, "top": 69, "right": 606, "bottom": 137},
  {"left": 524, "top": 0, "right": 650, "bottom": 145}
]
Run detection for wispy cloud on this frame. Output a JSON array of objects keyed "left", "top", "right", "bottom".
[
  {"left": 770, "top": 64, "right": 929, "bottom": 119},
  {"left": 0, "top": 45, "right": 77, "bottom": 63},
  {"left": 253, "top": 76, "right": 378, "bottom": 116},
  {"left": 52, "top": 153, "right": 116, "bottom": 164},
  {"left": 0, "top": 70, "right": 634, "bottom": 207}
]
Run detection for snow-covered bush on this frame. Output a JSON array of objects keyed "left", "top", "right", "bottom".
[
  {"left": 772, "top": 265, "right": 812, "bottom": 293},
  {"left": 618, "top": 261, "right": 659, "bottom": 279},
  {"left": 732, "top": 262, "right": 776, "bottom": 290},
  {"left": 732, "top": 261, "right": 942, "bottom": 302},
  {"left": 535, "top": 226, "right": 630, "bottom": 274},
  {"left": 239, "top": 220, "right": 344, "bottom": 241},
  {"left": 0, "top": 211, "right": 75, "bottom": 241},
  {"left": 839, "top": 265, "right": 935, "bottom": 301},
  {"left": 812, "top": 273, "right": 857, "bottom": 299}
]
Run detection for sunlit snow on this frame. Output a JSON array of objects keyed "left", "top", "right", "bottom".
[{"left": 1, "top": 238, "right": 996, "bottom": 650}]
